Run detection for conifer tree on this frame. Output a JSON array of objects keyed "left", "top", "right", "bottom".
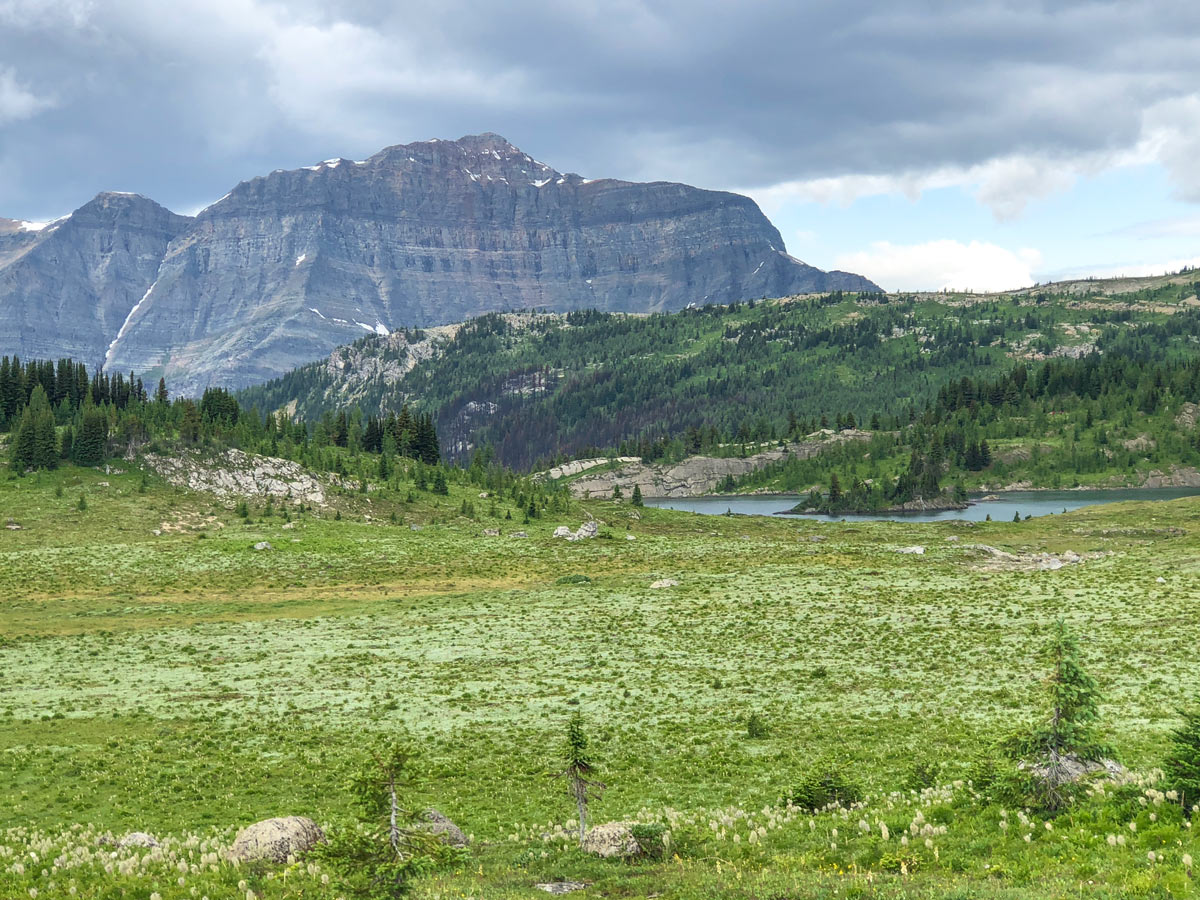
[
  {"left": 1164, "top": 706, "right": 1200, "bottom": 812},
  {"left": 74, "top": 406, "right": 108, "bottom": 466},
  {"left": 555, "top": 711, "right": 605, "bottom": 845},
  {"left": 432, "top": 468, "right": 449, "bottom": 495}
]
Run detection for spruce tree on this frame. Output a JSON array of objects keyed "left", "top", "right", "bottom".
[
  {"left": 1164, "top": 706, "right": 1200, "bottom": 812},
  {"left": 74, "top": 406, "right": 108, "bottom": 466},
  {"left": 631, "top": 484, "right": 644, "bottom": 507},
  {"left": 8, "top": 405, "right": 35, "bottom": 472},
  {"left": 555, "top": 711, "right": 605, "bottom": 845}
]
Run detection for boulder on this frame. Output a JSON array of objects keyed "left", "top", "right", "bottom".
[
  {"left": 482, "top": 528, "right": 500, "bottom": 537},
  {"left": 230, "top": 816, "right": 325, "bottom": 863},
  {"left": 253, "top": 541, "right": 273, "bottom": 551},
  {"left": 1020, "top": 752, "right": 1126, "bottom": 788},
  {"left": 581, "top": 821, "right": 640, "bottom": 858},
  {"left": 895, "top": 545, "right": 925, "bottom": 555},
  {"left": 535, "top": 882, "right": 590, "bottom": 894},
  {"left": 118, "top": 832, "right": 159, "bottom": 849},
  {"left": 553, "top": 526, "right": 574, "bottom": 539},
  {"left": 421, "top": 808, "right": 468, "bottom": 847},
  {"left": 650, "top": 578, "right": 679, "bottom": 588}
]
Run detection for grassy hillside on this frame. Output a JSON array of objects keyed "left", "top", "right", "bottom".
[
  {"left": 4, "top": 459, "right": 1200, "bottom": 897},
  {"left": 237, "top": 278, "right": 1200, "bottom": 470}
]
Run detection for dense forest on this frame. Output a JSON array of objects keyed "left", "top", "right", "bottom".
[{"left": 237, "top": 283, "right": 1200, "bottom": 470}]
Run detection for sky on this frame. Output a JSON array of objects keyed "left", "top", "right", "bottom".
[{"left": 2, "top": 0, "right": 1200, "bottom": 292}]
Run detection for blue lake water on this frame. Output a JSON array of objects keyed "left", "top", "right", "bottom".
[{"left": 646, "top": 488, "right": 1200, "bottom": 522}]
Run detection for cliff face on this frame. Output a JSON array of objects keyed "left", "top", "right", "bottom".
[
  {"left": 0, "top": 195, "right": 192, "bottom": 368},
  {"left": 4, "top": 133, "right": 878, "bottom": 392}
]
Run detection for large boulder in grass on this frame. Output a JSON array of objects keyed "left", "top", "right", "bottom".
[
  {"left": 421, "top": 808, "right": 468, "bottom": 847},
  {"left": 230, "top": 816, "right": 325, "bottom": 863},
  {"left": 581, "top": 821, "right": 639, "bottom": 858}
]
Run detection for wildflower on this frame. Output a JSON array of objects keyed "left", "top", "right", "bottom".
[
  {"left": 1024, "top": 834, "right": 1032, "bottom": 843},
  {"left": 1148, "top": 851, "right": 1156, "bottom": 863},
  {"left": 28, "top": 890, "right": 37, "bottom": 899},
  {"left": 1106, "top": 835, "right": 1117, "bottom": 846},
  {"left": 1118, "top": 835, "right": 1127, "bottom": 846},
  {"left": 1185, "top": 853, "right": 1193, "bottom": 868},
  {"left": 880, "top": 822, "right": 889, "bottom": 841},
  {"left": 1149, "top": 813, "right": 1157, "bottom": 822},
  {"left": 1128, "top": 822, "right": 1137, "bottom": 833},
  {"left": 1044, "top": 821, "right": 1053, "bottom": 831}
]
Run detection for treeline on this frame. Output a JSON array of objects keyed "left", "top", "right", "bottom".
[{"left": 1, "top": 356, "right": 442, "bottom": 476}]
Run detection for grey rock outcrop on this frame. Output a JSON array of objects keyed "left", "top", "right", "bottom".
[
  {"left": 0, "top": 194, "right": 191, "bottom": 369},
  {"left": 420, "top": 808, "right": 468, "bottom": 848},
  {"left": 554, "top": 521, "right": 599, "bottom": 541},
  {"left": 230, "top": 816, "right": 325, "bottom": 863},
  {"left": 4, "top": 133, "right": 877, "bottom": 394},
  {"left": 580, "top": 821, "right": 640, "bottom": 858},
  {"left": 557, "top": 431, "right": 874, "bottom": 498},
  {"left": 117, "top": 832, "right": 160, "bottom": 849},
  {"left": 142, "top": 448, "right": 327, "bottom": 504}
]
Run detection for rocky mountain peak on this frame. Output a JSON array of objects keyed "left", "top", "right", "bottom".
[{"left": 2, "top": 134, "right": 879, "bottom": 393}]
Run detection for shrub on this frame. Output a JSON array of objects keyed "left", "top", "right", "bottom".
[
  {"left": 744, "top": 711, "right": 770, "bottom": 739},
  {"left": 555, "top": 574, "right": 592, "bottom": 585},
  {"left": 782, "top": 763, "right": 863, "bottom": 811},
  {"left": 630, "top": 823, "right": 669, "bottom": 860},
  {"left": 903, "top": 759, "right": 942, "bottom": 791}
]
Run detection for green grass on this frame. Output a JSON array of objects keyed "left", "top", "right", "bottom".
[{"left": 3, "top": 463, "right": 1200, "bottom": 897}]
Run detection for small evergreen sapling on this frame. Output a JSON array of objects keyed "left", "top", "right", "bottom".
[
  {"left": 555, "top": 711, "right": 605, "bottom": 844},
  {"left": 1164, "top": 706, "right": 1200, "bottom": 813},
  {"left": 315, "top": 741, "right": 451, "bottom": 899}
]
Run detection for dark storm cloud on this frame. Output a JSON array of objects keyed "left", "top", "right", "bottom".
[{"left": 2, "top": 0, "right": 1199, "bottom": 219}]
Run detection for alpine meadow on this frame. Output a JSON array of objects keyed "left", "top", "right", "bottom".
[{"left": 7, "top": 5, "right": 1200, "bottom": 897}]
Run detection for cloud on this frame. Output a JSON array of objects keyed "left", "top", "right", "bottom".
[
  {"left": 834, "top": 240, "right": 1042, "bottom": 292},
  {"left": 1042, "top": 256, "right": 1200, "bottom": 282},
  {"left": 3, "top": 0, "right": 1200, "bottom": 222},
  {"left": 0, "top": 67, "right": 53, "bottom": 124}
]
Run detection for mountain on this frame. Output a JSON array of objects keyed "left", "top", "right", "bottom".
[
  {"left": 0, "top": 134, "right": 877, "bottom": 394},
  {"left": 0, "top": 194, "right": 191, "bottom": 370}
]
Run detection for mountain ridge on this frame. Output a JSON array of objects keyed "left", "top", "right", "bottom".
[{"left": 0, "top": 133, "right": 877, "bottom": 393}]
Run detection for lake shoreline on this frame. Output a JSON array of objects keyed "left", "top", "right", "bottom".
[{"left": 646, "top": 486, "right": 1200, "bottom": 523}]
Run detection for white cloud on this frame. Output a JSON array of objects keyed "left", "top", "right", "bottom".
[
  {"left": 1043, "top": 256, "right": 1200, "bottom": 282},
  {"left": 0, "top": 67, "right": 53, "bottom": 124},
  {"left": 749, "top": 152, "right": 1111, "bottom": 222},
  {"left": 834, "top": 240, "right": 1042, "bottom": 292}
]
